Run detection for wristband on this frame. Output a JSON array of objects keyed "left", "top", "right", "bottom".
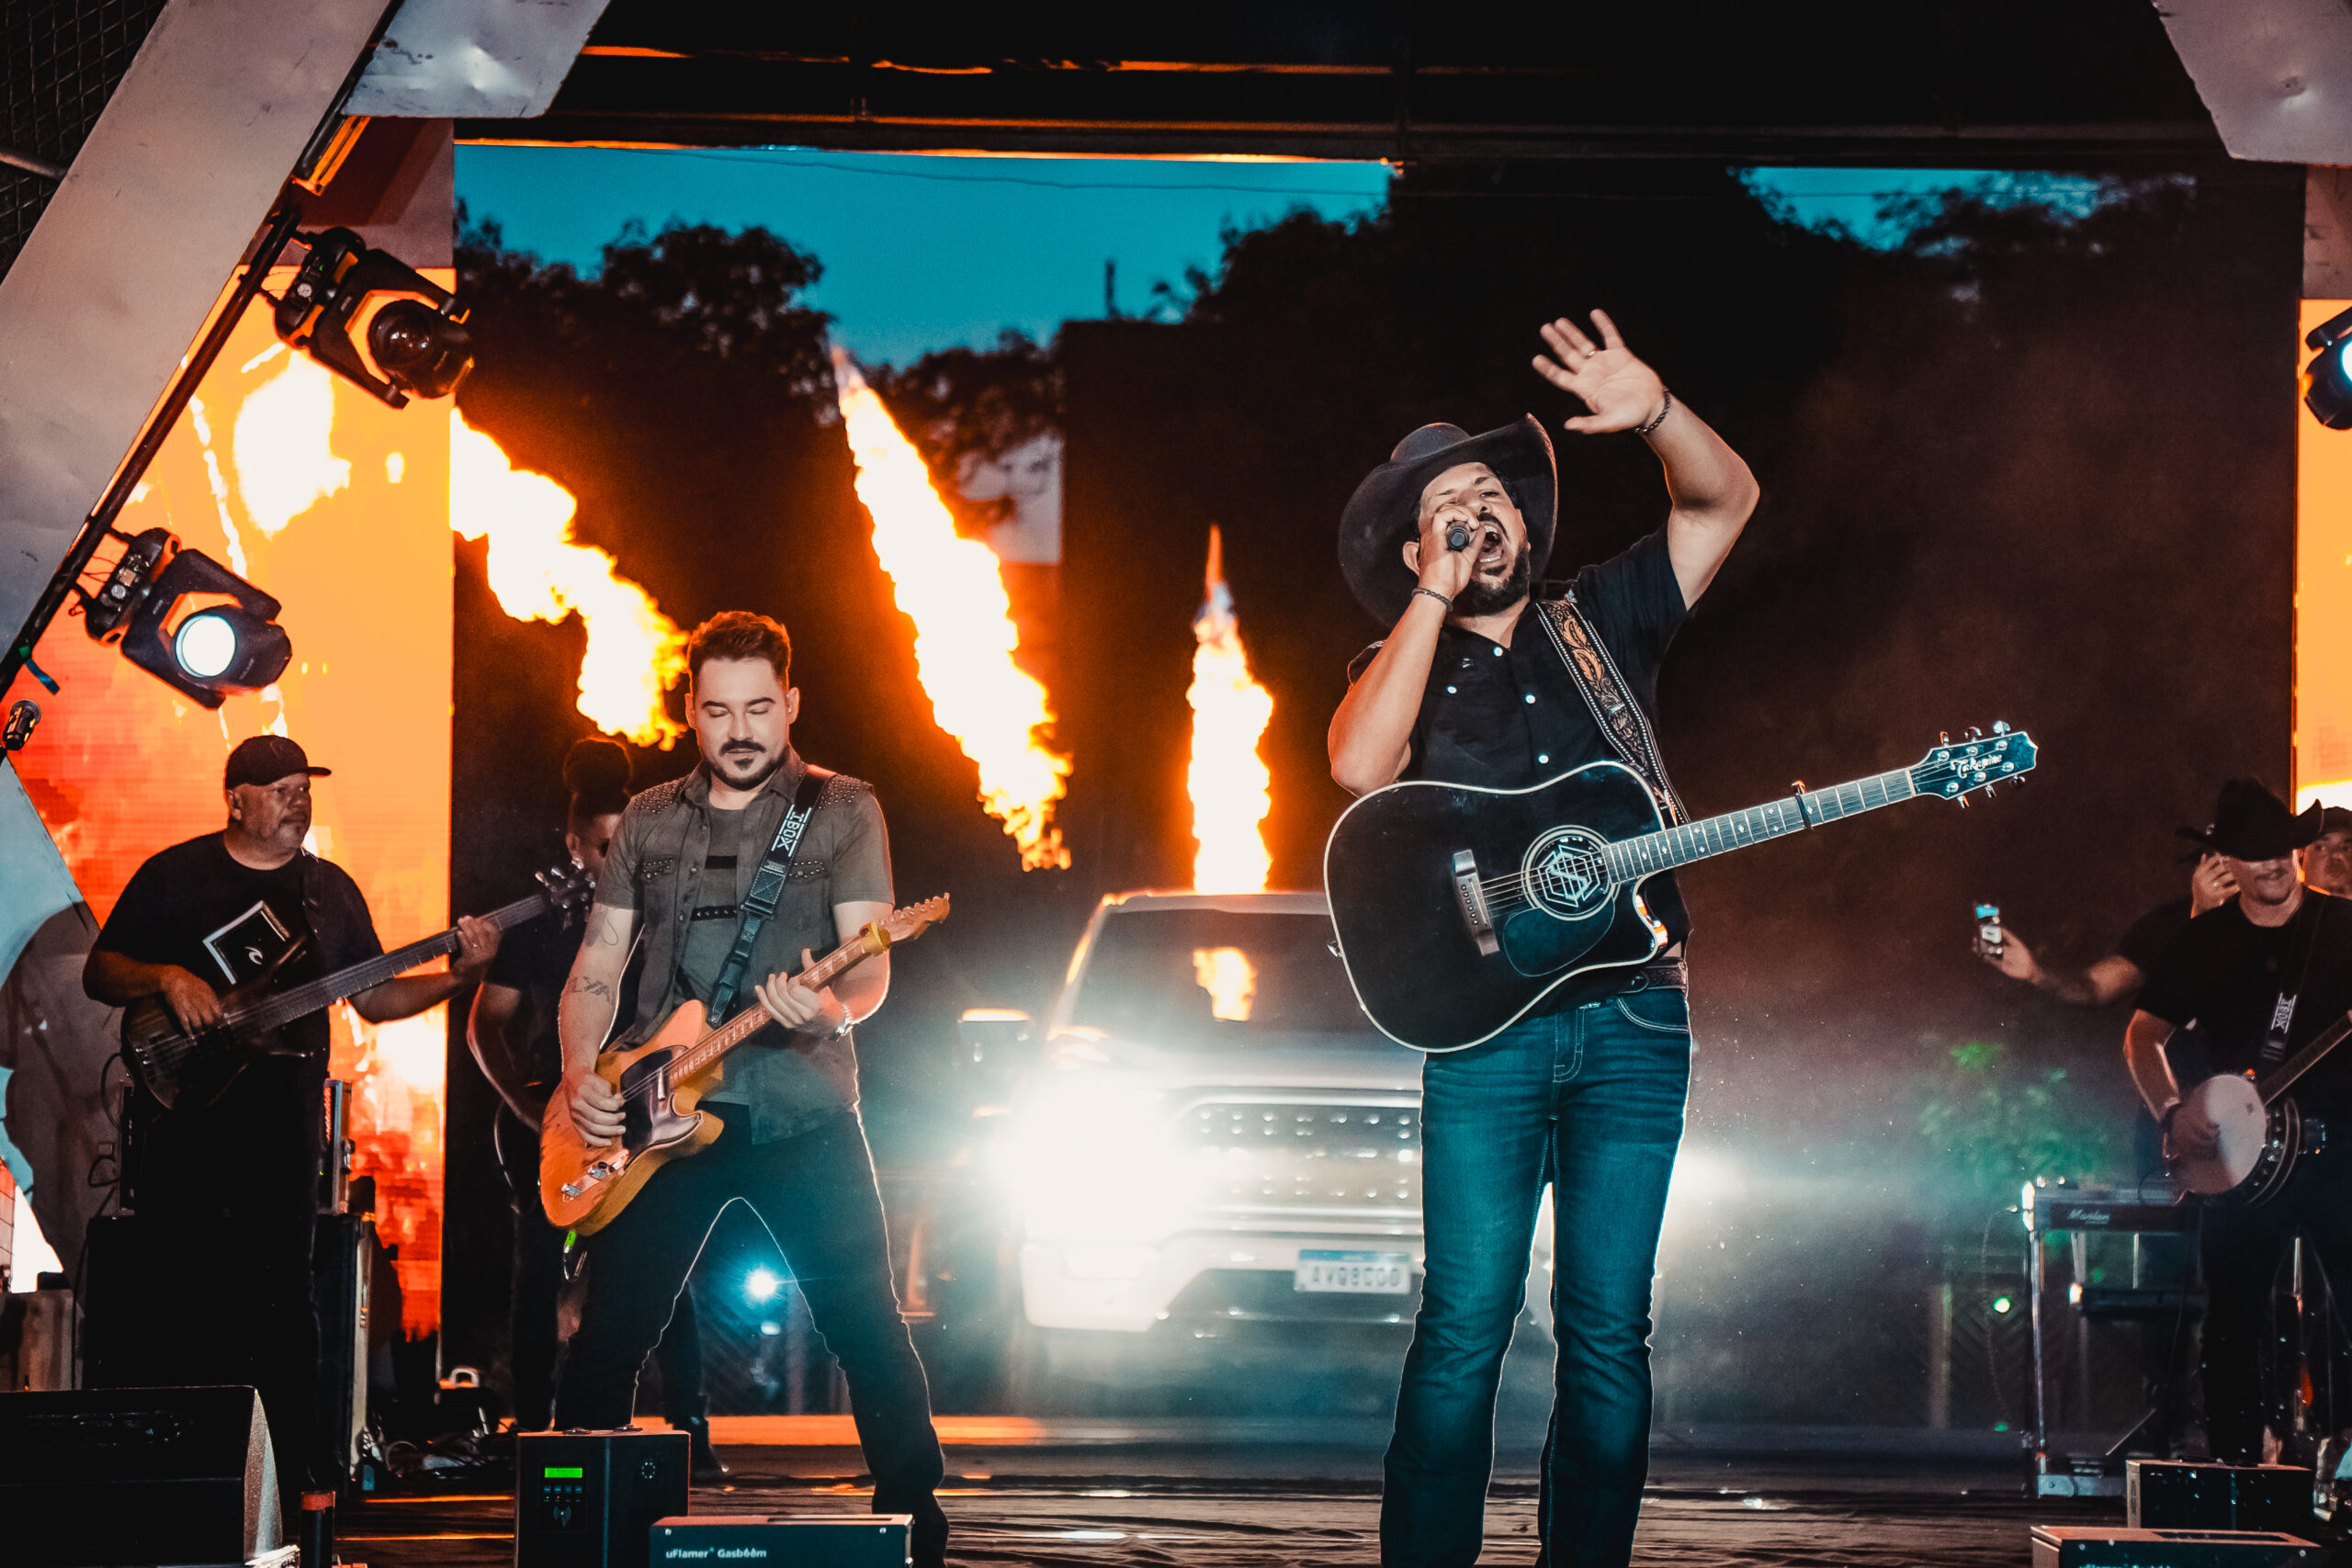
[
  {"left": 1634, "top": 388, "right": 1674, "bottom": 438},
  {"left": 1410, "top": 586, "right": 1453, "bottom": 612}
]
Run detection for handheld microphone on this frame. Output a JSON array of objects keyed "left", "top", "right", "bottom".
[{"left": 1446, "top": 524, "right": 1472, "bottom": 551}]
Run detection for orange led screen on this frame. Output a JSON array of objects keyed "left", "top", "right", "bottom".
[
  {"left": 2301, "top": 300, "right": 2352, "bottom": 814},
  {"left": 4, "top": 280, "right": 455, "bottom": 1335}
]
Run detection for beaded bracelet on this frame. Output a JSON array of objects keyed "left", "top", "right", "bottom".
[
  {"left": 1410, "top": 586, "right": 1453, "bottom": 612},
  {"left": 1634, "top": 388, "right": 1675, "bottom": 438}
]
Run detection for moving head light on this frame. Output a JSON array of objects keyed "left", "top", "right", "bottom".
[
  {"left": 82, "top": 527, "right": 292, "bottom": 707},
  {"left": 273, "top": 227, "right": 473, "bottom": 408},
  {"left": 2305, "top": 303, "right": 2352, "bottom": 429}
]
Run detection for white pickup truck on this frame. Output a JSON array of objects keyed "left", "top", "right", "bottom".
[{"left": 932, "top": 890, "right": 1550, "bottom": 1404}]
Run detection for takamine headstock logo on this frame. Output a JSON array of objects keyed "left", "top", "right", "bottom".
[{"left": 1913, "top": 724, "right": 2037, "bottom": 798}]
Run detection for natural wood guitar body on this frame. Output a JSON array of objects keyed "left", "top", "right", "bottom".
[
  {"left": 537, "top": 896, "right": 948, "bottom": 1235},
  {"left": 539, "top": 1001, "right": 728, "bottom": 1235}
]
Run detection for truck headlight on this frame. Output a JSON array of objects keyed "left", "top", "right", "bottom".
[{"left": 1003, "top": 1076, "right": 1196, "bottom": 1242}]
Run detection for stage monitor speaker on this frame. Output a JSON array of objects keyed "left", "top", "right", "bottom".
[
  {"left": 2129, "top": 1461, "right": 2317, "bottom": 1535},
  {"left": 653, "top": 1515, "right": 912, "bottom": 1566},
  {"left": 0, "top": 1386, "right": 288, "bottom": 1567},
  {"left": 2031, "top": 1526, "right": 2325, "bottom": 1568},
  {"left": 517, "top": 1429, "right": 689, "bottom": 1568}
]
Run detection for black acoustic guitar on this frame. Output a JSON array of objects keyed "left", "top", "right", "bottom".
[
  {"left": 121, "top": 863, "right": 594, "bottom": 1110},
  {"left": 1325, "top": 725, "right": 2038, "bottom": 1050}
]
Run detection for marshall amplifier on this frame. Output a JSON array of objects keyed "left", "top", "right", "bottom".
[
  {"left": 517, "top": 1429, "right": 689, "bottom": 1568},
  {"left": 652, "top": 1516, "right": 911, "bottom": 1566}
]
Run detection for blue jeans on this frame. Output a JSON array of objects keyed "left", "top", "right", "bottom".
[{"left": 1382, "top": 983, "right": 1692, "bottom": 1568}]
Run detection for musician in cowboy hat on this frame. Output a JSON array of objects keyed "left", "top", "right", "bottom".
[
  {"left": 2128, "top": 776, "right": 2352, "bottom": 1463},
  {"left": 1329, "top": 311, "right": 1758, "bottom": 1568}
]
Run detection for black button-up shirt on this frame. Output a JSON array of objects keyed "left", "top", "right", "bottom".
[{"left": 1350, "top": 529, "right": 1693, "bottom": 966}]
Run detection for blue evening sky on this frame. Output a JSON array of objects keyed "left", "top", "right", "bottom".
[{"left": 454, "top": 149, "right": 2112, "bottom": 366}]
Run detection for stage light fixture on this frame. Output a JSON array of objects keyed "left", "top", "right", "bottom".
[
  {"left": 80, "top": 526, "right": 292, "bottom": 707},
  {"left": 273, "top": 226, "right": 474, "bottom": 409},
  {"left": 2304, "top": 303, "right": 2352, "bottom": 429}
]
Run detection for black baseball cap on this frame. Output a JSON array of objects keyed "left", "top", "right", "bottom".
[{"left": 224, "top": 735, "right": 331, "bottom": 791}]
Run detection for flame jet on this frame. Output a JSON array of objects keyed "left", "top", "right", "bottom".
[
  {"left": 449, "top": 411, "right": 688, "bottom": 747},
  {"left": 1187, "top": 526, "right": 1273, "bottom": 894},
  {"left": 831, "top": 348, "right": 1071, "bottom": 870}
]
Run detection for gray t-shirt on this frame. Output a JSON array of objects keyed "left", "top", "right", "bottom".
[
  {"left": 676, "top": 805, "right": 751, "bottom": 1017},
  {"left": 597, "top": 756, "right": 894, "bottom": 1142}
]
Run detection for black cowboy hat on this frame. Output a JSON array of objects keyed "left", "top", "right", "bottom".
[
  {"left": 1338, "top": 416, "right": 1557, "bottom": 625},
  {"left": 2176, "top": 777, "right": 2324, "bottom": 862}
]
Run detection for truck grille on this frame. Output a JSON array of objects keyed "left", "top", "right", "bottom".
[{"left": 1181, "top": 1100, "right": 1420, "bottom": 1213}]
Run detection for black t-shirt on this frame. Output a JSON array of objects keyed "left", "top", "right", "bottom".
[
  {"left": 95, "top": 834, "right": 384, "bottom": 1058},
  {"left": 1349, "top": 529, "right": 1692, "bottom": 957},
  {"left": 2116, "top": 897, "right": 2194, "bottom": 978},
  {"left": 482, "top": 913, "right": 589, "bottom": 1089},
  {"left": 2138, "top": 891, "right": 2352, "bottom": 1114}
]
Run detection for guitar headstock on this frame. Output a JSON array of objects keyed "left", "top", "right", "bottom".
[
  {"left": 536, "top": 862, "right": 598, "bottom": 920},
  {"left": 865, "top": 894, "right": 950, "bottom": 953},
  {"left": 1909, "top": 723, "right": 2038, "bottom": 804}
]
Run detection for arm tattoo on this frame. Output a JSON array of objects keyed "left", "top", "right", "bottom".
[{"left": 565, "top": 977, "right": 616, "bottom": 1001}]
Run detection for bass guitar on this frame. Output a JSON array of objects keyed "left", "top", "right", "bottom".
[
  {"left": 540, "top": 895, "right": 949, "bottom": 1235},
  {"left": 122, "top": 863, "right": 594, "bottom": 1111},
  {"left": 2170, "top": 1010, "right": 2352, "bottom": 1203},
  {"left": 1325, "top": 725, "right": 2037, "bottom": 1050}
]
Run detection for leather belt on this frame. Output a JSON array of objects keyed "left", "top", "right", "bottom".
[{"left": 1623, "top": 958, "right": 1688, "bottom": 992}]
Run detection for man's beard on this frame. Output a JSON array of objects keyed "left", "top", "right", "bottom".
[
  {"left": 714, "top": 743, "right": 788, "bottom": 791},
  {"left": 1453, "top": 543, "right": 1533, "bottom": 617}
]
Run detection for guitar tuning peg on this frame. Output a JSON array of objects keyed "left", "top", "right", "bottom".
[
  {"left": 1992, "top": 720, "right": 2009, "bottom": 735},
  {"left": 1966, "top": 726, "right": 1983, "bottom": 740},
  {"left": 1956, "top": 795, "right": 1969, "bottom": 809},
  {"left": 1939, "top": 731, "right": 1951, "bottom": 745}
]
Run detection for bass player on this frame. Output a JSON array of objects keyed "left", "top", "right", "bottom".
[
  {"left": 2128, "top": 777, "right": 2352, "bottom": 1464},
  {"left": 549, "top": 611, "right": 947, "bottom": 1563},
  {"left": 1328, "top": 311, "right": 1758, "bottom": 1567},
  {"left": 83, "top": 735, "right": 502, "bottom": 1508}
]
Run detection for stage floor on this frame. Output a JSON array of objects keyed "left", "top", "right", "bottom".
[{"left": 335, "top": 1419, "right": 2118, "bottom": 1566}]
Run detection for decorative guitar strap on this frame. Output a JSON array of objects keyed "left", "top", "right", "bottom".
[
  {"left": 1533, "top": 592, "right": 1689, "bottom": 826},
  {"left": 707, "top": 765, "right": 831, "bottom": 1024}
]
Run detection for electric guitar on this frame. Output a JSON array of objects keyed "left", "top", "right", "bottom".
[
  {"left": 121, "top": 863, "right": 594, "bottom": 1111},
  {"left": 1325, "top": 725, "right": 2038, "bottom": 1050},
  {"left": 540, "top": 895, "right": 949, "bottom": 1235},
  {"left": 2170, "top": 1010, "right": 2352, "bottom": 1204}
]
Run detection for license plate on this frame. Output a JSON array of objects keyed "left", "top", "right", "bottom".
[{"left": 1295, "top": 1249, "right": 1412, "bottom": 1294}]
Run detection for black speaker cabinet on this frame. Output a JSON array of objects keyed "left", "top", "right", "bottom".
[
  {"left": 653, "top": 1516, "right": 912, "bottom": 1566},
  {"left": 517, "top": 1429, "right": 690, "bottom": 1568},
  {"left": 2128, "top": 1461, "right": 2318, "bottom": 1534},
  {"left": 0, "top": 1386, "right": 288, "bottom": 1567}
]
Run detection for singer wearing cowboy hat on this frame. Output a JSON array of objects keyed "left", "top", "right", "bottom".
[{"left": 1329, "top": 311, "right": 1758, "bottom": 1568}]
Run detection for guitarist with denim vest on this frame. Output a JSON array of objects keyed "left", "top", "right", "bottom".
[
  {"left": 549, "top": 611, "right": 946, "bottom": 1564},
  {"left": 1329, "top": 312, "right": 1758, "bottom": 1568}
]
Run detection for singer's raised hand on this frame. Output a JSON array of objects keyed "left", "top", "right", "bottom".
[{"left": 1533, "top": 310, "right": 1668, "bottom": 434}]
